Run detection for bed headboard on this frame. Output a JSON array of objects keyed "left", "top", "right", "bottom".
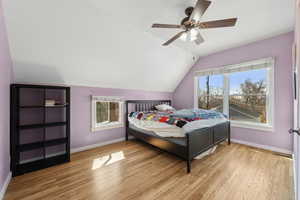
[{"left": 125, "top": 100, "right": 172, "bottom": 127}]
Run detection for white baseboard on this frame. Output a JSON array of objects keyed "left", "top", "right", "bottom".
[
  {"left": 231, "top": 139, "right": 292, "bottom": 155},
  {"left": 71, "top": 137, "right": 133, "bottom": 154},
  {"left": 0, "top": 172, "right": 12, "bottom": 200}
]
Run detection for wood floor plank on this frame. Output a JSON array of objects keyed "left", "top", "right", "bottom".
[{"left": 4, "top": 141, "right": 294, "bottom": 200}]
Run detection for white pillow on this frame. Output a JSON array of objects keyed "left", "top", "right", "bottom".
[{"left": 155, "top": 104, "right": 175, "bottom": 111}]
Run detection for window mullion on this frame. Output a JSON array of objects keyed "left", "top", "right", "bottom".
[
  {"left": 108, "top": 102, "right": 110, "bottom": 122},
  {"left": 266, "top": 66, "right": 274, "bottom": 127},
  {"left": 194, "top": 77, "right": 199, "bottom": 109},
  {"left": 223, "top": 74, "right": 230, "bottom": 116}
]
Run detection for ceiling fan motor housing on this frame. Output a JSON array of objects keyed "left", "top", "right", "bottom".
[
  {"left": 185, "top": 7, "right": 194, "bottom": 16},
  {"left": 182, "top": 7, "right": 195, "bottom": 27},
  {"left": 181, "top": 17, "right": 190, "bottom": 26}
]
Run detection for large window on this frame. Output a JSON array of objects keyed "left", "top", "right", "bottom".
[
  {"left": 91, "top": 96, "right": 124, "bottom": 131},
  {"left": 195, "top": 58, "right": 274, "bottom": 131}
]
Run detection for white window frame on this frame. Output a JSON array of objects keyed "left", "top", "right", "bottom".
[
  {"left": 91, "top": 96, "right": 124, "bottom": 132},
  {"left": 194, "top": 57, "right": 275, "bottom": 132}
]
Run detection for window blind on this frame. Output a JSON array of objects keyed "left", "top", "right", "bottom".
[
  {"left": 91, "top": 96, "right": 124, "bottom": 102},
  {"left": 194, "top": 57, "right": 274, "bottom": 77}
]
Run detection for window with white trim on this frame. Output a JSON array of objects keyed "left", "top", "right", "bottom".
[
  {"left": 91, "top": 96, "right": 124, "bottom": 131},
  {"left": 194, "top": 58, "right": 274, "bottom": 131}
]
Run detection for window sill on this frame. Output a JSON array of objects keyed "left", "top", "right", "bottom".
[
  {"left": 91, "top": 123, "right": 124, "bottom": 132},
  {"left": 231, "top": 121, "right": 273, "bottom": 132}
]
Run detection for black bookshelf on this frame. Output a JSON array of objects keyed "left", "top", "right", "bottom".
[{"left": 10, "top": 84, "right": 71, "bottom": 176}]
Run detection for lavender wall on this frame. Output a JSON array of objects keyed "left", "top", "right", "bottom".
[
  {"left": 71, "top": 86, "right": 172, "bottom": 149},
  {"left": 297, "top": 1, "right": 300, "bottom": 67},
  {"left": 173, "top": 32, "right": 294, "bottom": 151},
  {"left": 0, "top": 0, "right": 13, "bottom": 193}
]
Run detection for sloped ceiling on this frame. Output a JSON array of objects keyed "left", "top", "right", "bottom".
[
  {"left": 2, "top": 0, "right": 295, "bottom": 92},
  {"left": 150, "top": 0, "right": 295, "bottom": 55}
]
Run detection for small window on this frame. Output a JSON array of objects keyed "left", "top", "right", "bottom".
[{"left": 91, "top": 96, "right": 124, "bottom": 131}]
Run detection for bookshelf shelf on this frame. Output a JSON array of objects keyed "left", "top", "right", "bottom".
[
  {"left": 20, "top": 104, "right": 68, "bottom": 108},
  {"left": 18, "top": 138, "right": 68, "bottom": 152},
  {"left": 19, "top": 122, "right": 67, "bottom": 130},
  {"left": 17, "top": 154, "right": 68, "bottom": 175}
]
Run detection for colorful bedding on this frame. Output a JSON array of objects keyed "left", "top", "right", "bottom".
[{"left": 129, "top": 109, "right": 227, "bottom": 128}]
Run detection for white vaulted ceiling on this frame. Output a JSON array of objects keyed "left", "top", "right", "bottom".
[{"left": 2, "top": 0, "right": 295, "bottom": 92}]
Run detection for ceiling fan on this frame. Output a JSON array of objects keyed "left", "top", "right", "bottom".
[{"left": 151, "top": 0, "right": 238, "bottom": 46}]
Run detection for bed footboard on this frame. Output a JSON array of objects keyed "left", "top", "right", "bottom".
[
  {"left": 186, "top": 127, "right": 214, "bottom": 159},
  {"left": 186, "top": 121, "right": 230, "bottom": 173}
]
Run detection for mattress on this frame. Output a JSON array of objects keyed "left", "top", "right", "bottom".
[
  {"left": 128, "top": 116, "right": 228, "bottom": 138},
  {"left": 128, "top": 117, "right": 185, "bottom": 137},
  {"left": 129, "top": 123, "right": 187, "bottom": 146}
]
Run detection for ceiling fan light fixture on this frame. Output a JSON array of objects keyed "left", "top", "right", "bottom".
[
  {"left": 190, "top": 29, "right": 199, "bottom": 41},
  {"left": 180, "top": 29, "right": 201, "bottom": 42},
  {"left": 180, "top": 32, "right": 188, "bottom": 41}
]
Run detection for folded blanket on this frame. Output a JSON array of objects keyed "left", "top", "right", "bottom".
[
  {"left": 171, "top": 109, "right": 226, "bottom": 119},
  {"left": 170, "top": 109, "right": 196, "bottom": 119}
]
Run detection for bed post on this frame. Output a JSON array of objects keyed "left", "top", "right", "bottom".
[
  {"left": 186, "top": 134, "right": 191, "bottom": 173},
  {"left": 125, "top": 101, "right": 129, "bottom": 141},
  {"left": 227, "top": 122, "right": 231, "bottom": 145},
  {"left": 187, "top": 160, "right": 191, "bottom": 173}
]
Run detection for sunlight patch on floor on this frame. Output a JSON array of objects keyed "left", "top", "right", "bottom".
[{"left": 92, "top": 151, "right": 125, "bottom": 170}]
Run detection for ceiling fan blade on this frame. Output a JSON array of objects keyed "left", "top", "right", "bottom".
[
  {"left": 189, "top": 0, "right": 211, "bottom": 22},
  {"left": 163, "top": 31, "right": 187, "bottom": 46},
  {"left": 152, "top": 24, "right": 183, "bottom": 29},
  {"left": 199, "top": 18, "right": 237, "bottom": 29}
]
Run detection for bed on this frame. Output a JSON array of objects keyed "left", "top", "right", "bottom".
[{"left": 125, "top": 100, "right": 231, "bottom": 173}]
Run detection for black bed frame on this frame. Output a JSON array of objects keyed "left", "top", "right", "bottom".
[{"left": 125, "top": 100, "right": 230, "bottom": 173}]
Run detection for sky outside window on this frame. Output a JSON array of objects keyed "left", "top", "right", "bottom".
[
  {"left": 198, "top": 69, "right": 267, "bottom": 94},
  {"left": 198, "top": 74, "right": 223, "bottom": 95},
  {"left": 229, "top": 69, "right": 267, "bottom": 94}
]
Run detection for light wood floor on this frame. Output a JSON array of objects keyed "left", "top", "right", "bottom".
[{"left": 5, "top": 141, "right": 294, "bottom": 200}]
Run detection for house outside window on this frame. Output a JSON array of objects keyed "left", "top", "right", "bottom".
[
  {"left": 194, "top": 57, "right": 274, "bottom": 131},
  {"left": 91, "top": 96, "right": 124, "bottom": 131}
]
